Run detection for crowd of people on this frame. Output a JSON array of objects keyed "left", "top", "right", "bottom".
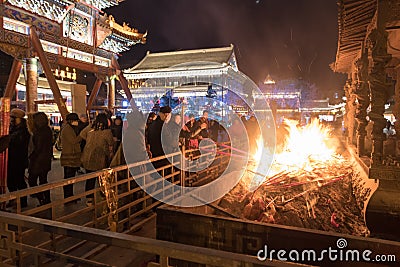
[
  {"left": 1, "top": 105, "right": 261, "bottom": 209},
  {"left": 2, "top": 109, "right": 123, "bottom": 208},
  {"left": 145, "top": 108, "right": 216, "bottom": 161}
]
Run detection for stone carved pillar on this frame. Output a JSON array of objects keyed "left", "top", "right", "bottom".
[
  {"left": 343, "top": 79, "right": 350, "bottom": 133},
  {"left": 367, "top": 27, "right": 391, "bottom": 166},
  {"left": 344, "top": 78, "right": 356, "bottom": 144},
  {"left": 24, "top": 58, "right": 38, "bottom": 113},
  {"left": 364, "top": 0, "right": 400, "bottom": 240},
  {"left": 354, "top": 51, "right": 370, "bottom": 156}
]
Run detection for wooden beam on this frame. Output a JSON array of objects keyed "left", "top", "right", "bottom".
[
  {"left": 34, "top": 98, "right": 67, "bottom": 105},
  {"left": 4, "top": 59, "right": 22, "bottom": 98},
  {"left": 110, "top": 57, "right": 132, "bottom": 101},
  {"left": 30, "top": 27, "right": 69, "bottom": 120},
  {"left": 86, "top": 78, "right": 102, "bottom": 111},
  {"left": 117, "top": 72, "right": 133, "bottom": 102},
  {"left": 54, "top": 55, "right": 115, "bottom": 76}
]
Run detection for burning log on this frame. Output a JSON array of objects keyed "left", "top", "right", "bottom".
[
  {"left": 219, "top": 119, "right": 369, "bottom": 237},
  {"left": 220, "top": 158, "right": 368, "bottom": 236}
]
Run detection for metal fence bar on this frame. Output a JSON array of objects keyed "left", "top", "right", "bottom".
[
  {"left": 0, "top": 142, "right": 240, "bottom": 265},
  {"left": 0, "top": 211, "right": 303, "bottom": 267}
]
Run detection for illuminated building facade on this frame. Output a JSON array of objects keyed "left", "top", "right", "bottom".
[
  {"left": 0, "top": 0, "right": 146, "bottom": 119},
  {"left": 257, "top": 78, "right": 344, "bottom": 124},
  {"left": 123, "top": 45, "right": 252, "bottom": 118}
]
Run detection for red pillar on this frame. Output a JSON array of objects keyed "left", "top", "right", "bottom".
[
  {"left": 25, "top": 58, "right": 38, "bottom": 113},
  {"left": 0, "top": 97, "right": 11, "bottom": 202}
]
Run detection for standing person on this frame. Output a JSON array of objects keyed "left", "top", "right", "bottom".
[
  {"left": 7, "top": 108, "right": 30, "bottom": 208},
  {"left": 145, "top": 112, "right": 157, "bottom": 157},
  {"left": 184, "top": 114, "right": 199, "bottom": 149},
  {"left": 77, "top": 114, "right": 89, "bottom": 149},
  {"left": 164, "top": 113, "right": 183, "bottom": 154},
  {"left": 77, "top": 113, "right": 89, "bottom": 174},
  {"left": 27, "top": 112, "right": 53, "bottom": 206},
  {"left": 60, "top": 113, "right": 82, "bottom": 204},
  {"left": 80, "top": 113, "right": 114, "bottom": 206},
  {"left": 147, "top": 106, "right": 172, "bottom": 175},
  {"left": 111, "top": 116, "right": 123, "bottom": 152},
  {"left": 197, "top": 110, "right": 210, "bottom": 140}
]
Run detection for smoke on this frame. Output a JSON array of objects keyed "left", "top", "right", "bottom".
[{"left": 110, "top": 0, "right": 346, "bottom": 94}]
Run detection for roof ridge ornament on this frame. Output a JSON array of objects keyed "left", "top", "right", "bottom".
[{"left": 106, "top": 15, "right": 146, "bottom": 42}]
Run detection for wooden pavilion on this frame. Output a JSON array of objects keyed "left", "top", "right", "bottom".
[{"left": 0, "top": 0, "right": 146, "bottom": 119}]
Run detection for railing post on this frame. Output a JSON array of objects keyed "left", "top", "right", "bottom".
[
  {"left": 181, "top": 145, "right": 185, "bottom": 190},
  {"left": 0, "top": 222, "right": 16, "bottom": 264},
  {"left": 159, "top": 255, "right": 169, "bottom": 267}
]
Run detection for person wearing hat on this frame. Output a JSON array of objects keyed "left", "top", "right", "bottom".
[
  {"left": 7, "top": 108, "right": 30, "bottom": 208},
  {"left": 60, "top": 113, "right": 82, "bottom": 204}
]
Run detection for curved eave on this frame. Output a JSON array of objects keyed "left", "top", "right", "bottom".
[
  {"left": 105, "top": 15, "right": 147, "bottom": 44},
  {"left": 74, "top": 0, "right": 122, "bottom": 10},
  {"left": 110, "top": 29, "right": 147, "bottom": 44}
]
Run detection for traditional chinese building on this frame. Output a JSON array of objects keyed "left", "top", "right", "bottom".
[
  {"left": 332, "top": 0, "right": 400, "bottom": 238},
  {"left": 123, "top": 45, "right": 252, "bottom": 118},
  {"left": 0, "top": 0, "right": 146, "bottom": 119},
  {"left": 256, "top": 77, "right": 345, "bottom": 125}
]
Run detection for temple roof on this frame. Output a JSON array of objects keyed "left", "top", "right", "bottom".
[
  {"left": 124, "top": 45, "right": 236, "bottom": 73},
  {"left": 97, "top": 15, "right": 146, "bottom": 53},
  {"left": 74, "top": 0, "right": 122, "bottom": 10},
  {"left": 332, "top": 0, "right": 376, "bottom": 74},
  {"left": 106, "top": 15, "right": 147, "bottom": 44},
  {"left": 333, "top": 0, "right": 400, "bottom": 73},
  {"left": 4, "top": 0, "right": 145, "bottom": 54}
]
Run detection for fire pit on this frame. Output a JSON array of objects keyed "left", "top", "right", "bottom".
[
  {"left": 216, "top": 119, "right": 369, "bottom": 236},
  {"left": 219, "top": 156, "right": 368, "bottom": 236},
  {"left": 156, "top": 120, "right": 400, "bottom": 266}
]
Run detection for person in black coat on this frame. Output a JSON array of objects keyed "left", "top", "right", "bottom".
[
  {"left": 147, "top": 106, "right": 172, "bottom": 176},
  {"left": 7, "top": 108, "right": 30, "bottom": 208},
  {"left": 27, "top": 112, "right": 53, "bottom": 206},
  {"left": 197, "top": 110, "right": 210, "bottom": 139},
  {"left": 111, "top": 116, "right": 123, "bottom": 152},
  {"left": 164, "top": 113, "right": 183, "bottom": 154}
]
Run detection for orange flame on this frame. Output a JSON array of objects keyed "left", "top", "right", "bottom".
[{"left": 249, "top": 119, "right": 335, "bottom": 188}]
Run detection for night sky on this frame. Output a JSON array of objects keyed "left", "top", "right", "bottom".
[{"left": 107, "top": 0, "right": 347, "bottom": 98}]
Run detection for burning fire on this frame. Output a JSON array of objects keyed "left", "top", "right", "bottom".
[
  {"left": 275, "top": 119, "right": 335, "bottom": 167},
  {"left": 222, "top": 118, "right": 359, "bottom": 229},
  {"left": 250, "top": 119, "right": 336, "bottom": 188}
]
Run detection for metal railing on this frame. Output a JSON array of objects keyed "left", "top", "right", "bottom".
[
  {"left": 0, "top": 143, "right": 234, "bottom": 265},
  {"left": 0, "top": 211, "right": 304, "bottom": 267}
]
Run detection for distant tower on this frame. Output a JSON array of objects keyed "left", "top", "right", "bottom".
[{"left": 263, "top": 74, "right": 276, "bottom": 85}]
